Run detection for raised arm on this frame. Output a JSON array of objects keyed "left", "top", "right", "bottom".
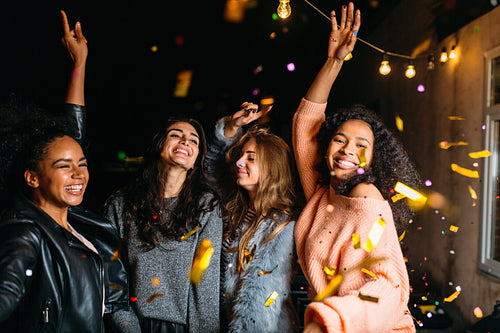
[
  {"left": 61, "top": 10, "right": 87, "bottom": 106},
  {"left": 293, "top": 2, "right": 360, "bottom": 200}
]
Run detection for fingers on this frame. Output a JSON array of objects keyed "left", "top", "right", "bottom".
[
  {"left": 75, "top": 22, "right": 87, "bottom": 43},
  {"left": 330, "top": 10, "right": 338, "bottom": 31},
  {"left": 340, "top": 5, "right": 347, "bottom": 29},
  {"left": 352, "top": 9, "right": 361, "bottom": 32},
  {"left": 346, "top": 2, "right": 354, "bottom": 29},
  {"left": 61, "top": 10, "right": 71, "bottom": 36}
]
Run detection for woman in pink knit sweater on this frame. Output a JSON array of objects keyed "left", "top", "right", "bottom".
[{"left": 293, "top": 3, "right": 420, "bottom": 332}]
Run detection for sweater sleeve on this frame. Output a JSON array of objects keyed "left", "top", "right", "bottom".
[
  {"left": 0, "top": 222, "right": 41, "bottom": 323},
  {"left": 229, "top": 221, "right": 296, "bottom": 332},
  {"left": 303, "top": 202, "right": 414, "bottom": 333},
  {"left": 292, "top": 98, "right": 327, "bottom": 201}
]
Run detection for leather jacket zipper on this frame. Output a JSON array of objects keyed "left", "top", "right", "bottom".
[{"left": 42, "top": 299, "right": 51, "bottom": 324}]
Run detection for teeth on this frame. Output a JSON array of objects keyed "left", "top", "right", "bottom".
[
  {"left": 174, "top": 149, "right": 188, "bottom": 156},
  {"left": 64, "top": 185, "right": 83, "bottom": 191},
  {"left": 338, "top": 159, "right": 356, "bottom": 167}
]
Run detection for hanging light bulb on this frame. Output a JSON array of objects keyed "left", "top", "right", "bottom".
[
  {"left": 344, "top": 52, "right": 353, "bottom": 61},
  {"left": 277, "top": 0, "right": 291, "bottom": 19},
  {"left": 449, "top": 46, "right": 456, "bottom": 59},
  {"left": 405, "top": 60, "right": 416, "bottom": 78},
  {"left": 440, "top": 47, "right": 448, "bottom": 63},
  {"left": 379, "top": 54, "right": 391, "bottom": 75},
  {"left": 427, "top": 55, "right": 435, "bottom": 70}
]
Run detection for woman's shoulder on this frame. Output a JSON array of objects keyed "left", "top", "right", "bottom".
[{"left": 348, "top": 182, "right": 384, "bottom": 200}]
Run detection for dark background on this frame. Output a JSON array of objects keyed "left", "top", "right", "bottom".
[{"left": 1, "top": 0, "right": 496, "bottom": 211}]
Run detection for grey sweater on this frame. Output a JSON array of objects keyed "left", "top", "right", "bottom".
[{"left": 104, "top": 194, "right": 223, "bottom": 333}]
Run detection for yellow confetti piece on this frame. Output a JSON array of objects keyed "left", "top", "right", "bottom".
[
  {"left": 323, "top": 266, "right": 336, "bottom": 278},
  {"left": 468, "top": 185, "right": 477, "bottom": 200},
  {"left": 259, "top": 264, "right": 278, "bottom": 275},
  {"left": 189, "top": 239, "right": 214, "bottom": 284},
  {"left": 395, "top": 114, "right": 404, "bottom": 132},
  {"left": 146, "top": 293, "right": 165, "bottom": 303},
  {"left": 180, "top": 225, "right": 200, "bottom": 241},
  {"left": 352, "top": 233, "right": 361, "bottom": 249},
  {"left": 418, "top": 304, "right": 436, "bottom": 314},
  {"left": 398, "top": 230, "right": 406, "bottom": 242},
  {"left": 313, "top": 274, "right": 344, "bottom": 302},
  {"left": 362, "top": 219, "right": 386, "bottom": 252},
  {"left": 473, "top": 306, "right": 483, "bottom": 318},
  {"left": 111, "top": 250, "right": 120, "bottom": 260},
  {"left": 468, "top": 150, "right": 492, "bottom": 159},
  {"left": 244, "top": 244, "right": 256, "bottom": 264},
  {"left": 449, "top": 225, "right": 459, "bottom": 232},
  {"left": 451, "top": 163, "right": 479, "bottom": 178},
  {"left": 151, "top": 277, "right": 160, "bottom": 286},
  {"left": 443, "top": 290, "right": 460, "bottom": 303},
  {"left": 391, "top": 193, "right": 406, "bottom": 203},
  {"left": 394, "top": 182, "right": 427, "bottom": 202},
  {"left": 439, "top": 141, "right": 468, "bottom": 149},
  {"left": 260, "top": 97, "right": 274, "bottom": 105},
  {"left": 265, "top": 291, "right": 279, "bottom": 306},
  {"left": 359, "top": 148, "right": 366, "bottom": 167},
  {"left": 106, "top": 283, "right": 126, "bottom": 291},
  {"left": 358, "top": 292, "right": 379, "bottom": 303},
  {"left": 361, "top": 268, "right": 378, "bottom": 279},
  {"left": 448, "top": 116, "right": 466, "bottom": 120}
]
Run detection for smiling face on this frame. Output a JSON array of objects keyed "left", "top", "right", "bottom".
[
  {"left": 26, "top": 136, "right": 89, "bottom": 211},
  {"left": 235, "top": 138, "right": 261, "bottom": 197},
  {"left": 161, "top": 122, "right": 200, "bottom": 170},
  {"left": 325, "top": 119, "right": 374, "bottom": 180}
]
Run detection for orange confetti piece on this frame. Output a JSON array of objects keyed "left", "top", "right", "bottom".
[
  {"left": 111, "top": 250, "right": 120, "bottom": 260},
  {"left": 473, "top": 306, "right": 483, "bottom": 318},
  {"left": 439, "top": 141, "right": 468, "bottom": 149},
  {"left": 352, "top": 233, "right": 361, "bottom": 249},
  {"left": 361, "top": 268, "right": 378, "bottom": 279},
  {"left": 395, "top": 114, "right": 404, "bottom": 132},
  {"left": 313, "top": 274, "right": 344, "bottom": 302},
  {"left": 180, "top": 226, "right": 199, "bottom": 241},
  {"left": 362, "top": 219, "right": 386, "bottom": 252},
  {"left": 146, "top": 293, "right": 165, "bottom": 303},
  {"left": 451, "top": 163, "right": 479, "bottom": 178},
  {"left": 448, "top": 116, "right": 466, "bottom": 120},
  {"left": 259, "top": 264, "right": 278, "bottom": 275},
  {"left": 398, "top": 230, "right": 406, "bottom": 242},
  {"left": 106, "top": 283, "right": 126, "bottom": 291},
  {"left": 468, "top": 150, "right": 491, "bottom": 159},
  {"left": 358, "top": 292, "right": 379, "bottom": 303},
  {"left": 265, "top": 291, "right": 279, "bottom": 306},
  {"left": 449, "top": 225, "right": 459, "bottom": 232},
  {"left": 260, "top": 97, "right": 274, "bottom": 105},
  {"left": 151, "top": 277, "right": 160, "bottom": 286},
  {"left": 189, "top": 239, "right": 214, "bottom": 284},
  {"left": 391, "top": 193, "right": 406, "bottom": 203},
  {"left": 443, "top": 290, "right": 460, "bottom": 303}
]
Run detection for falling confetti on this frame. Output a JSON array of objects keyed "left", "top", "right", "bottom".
[
  {"left": 362, "top": 219, "right": 386, "bottom": 252},
  {"left": 359, "top": 148, "right": 367, "bottom": 167},
  {"left": 313, "top": 274, "right": 344, "bottom": 302},
  {"left": 151, "top": 277, "right": 160, "bottom": 286},
  {"left": 448, "top": 116, "right": 466, "bottom": 120},
  {"left": 451, "top": 163, "right": 479, "bottom": 178},
  {"left": 146, "top": 293, "right": 165, "bottom": 303},
  {"left": 395, "top": 114, "right": 404, "bottom": 132},
  {"left": 106, "top": 283, "right": 126, "bottom": 290},
  {"left": 443, "top": 290, "right": 460, "bottom": 303},
  {"left": 394, "top": 182, "right": 427, "bottom": 202},
  {"left": 326, "top": 204, "right": 334, "bottom": 213},
  {"left": 398, "top": 230, "right": 406, "bottom": 242},
  {"left": 265, "top": 291, "right": 279, "bottom": 306},
  {"left": 468, "top": 150, "right": 492, "bottom": 159},
  {"left": 352, "top": 233, "right": 361, "bottom": 249},
  {"left": 180, "top": 226, "right": 200, "bottom": 241},
  {"left": 323, "top": 266, "right": 336, "bottom": 278},
  {"left": 473, "top": 307, "right": 483, "bottom": 318},
  {"left": 189, "top": 239, "right": 214, "bottom": 284},
  {"left": 244, "top": 244, "right": 256, "bottom": 263},
  {"left": 439, "top": 141, "right": 468, "bottom": 149},
  {"left": 391, "top": 193, "right": 406, "bottom": 203},
  {"left": 468, "top": 185, "right": 478, "bottom": 200},
  {"left": 259, "top": 264, "right": 278, "bottom": 275},
  {"left": 361, "top": 268, "right": 378, "bottom": 279},
  {"left": 449, "top": 225, "right": 459, "bottom": 232},
  {"left": 358, "top": 292, "right": 379, "bottom": 303}
]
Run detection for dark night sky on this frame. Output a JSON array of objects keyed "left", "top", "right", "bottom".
[{"left": 1, "top": 0, "right": 495, "bottom": 209}]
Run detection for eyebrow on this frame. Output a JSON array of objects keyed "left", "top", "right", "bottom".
[
  {"left": 244, "top": 150, "right": 256, "bottom": 154},
  {"left": 336, "top": 132, "right": 371, "bottom": 144},
  {"left": 168, "top": 128, "right": 199, "bottom": 139},
  {"left": 52, "top": 157, "right": 87, "bottom": 166}
]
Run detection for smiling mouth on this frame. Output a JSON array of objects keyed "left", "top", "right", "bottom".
[
  {"left": 334, "top": 159, "right": 357, "bottom": 168},
  {"left": 64, "top": 184, "right": 84, "bottom": 193},
  {"left": 173, "top": 149, "right": 189, "bottom": 156}
]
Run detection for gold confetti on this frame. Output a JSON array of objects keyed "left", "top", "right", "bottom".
[
  {"left": 265, "top": 291, "right": 279, "bottom": 306},
  {"left": 448, "top": 116, "right": 466, "bottom": 120},
  {"left": 313, "top": 274, "right": 344, "bottom": 302},
  {"left": 473, "top": 306, "right": 483, "bottom": 318},
  {"left": 111, "top": 250, "right": 120, "bottom": 260},
  {"left": 443, "top": 290, "right": 460, "bottom": 303},
  {"left": 362, "top": 219, "right": 386, "bottom": 252},
  {"left": 394, "top": 182, "right": 427, "bottom": 202},
  {"left": 323, "top": 266, "right": 336, "bottom": 278},
  {"left": 259, "top": 264, "right": 278, "bottom": 275},
  {"left": 189, "top": 239, "right": 214, "bottom": 284},
  {"left": 391, "top": 193, "right": 406, "bottom": 203},
  {"left": 358, "top": 292, "right": 379, "bottom": 303},
  {"left": 451, "top": 163, "right": 479, "bottom": 178},
  {"left": 439, "top": 141, "right": 468, "bottom": 149},
  {"left": 395, "top": 114, "right": 404, "bottom": 132},
  {"left": 398, "top": 230, "right": 406, "bottom": 242},
  {"left": 361, "top": 268, "right": 378, "bottom": 279},
  {"left": 359, "top": 148, "right": 366, "bottom": 167},
  {"left": 260, "top": 97, "right": 274, "bottom": 105},
  {"left": 468, "top": 185, "right": 478, "bottom": 200},
  {"left": 352, "top": 233, "right": 361, "bottom": 249},
  {"left": 418, "top": 304, "right": 436, "bottom": 314},
  {"left": 468, "top": 150, "right": 491, "bottom": 159},
  {"left": 151, "top": 277, "right": 160, "bottom": 286},
  {"left": 180, "top": 226, "right": 200, "bottom": 241},
  {"left": 449, "top": 225, "right": 459, "bottom": 232},
  {"left": 146, "top": 293, "right": 164, "bottom": 303},
  {"left": 244, "top": 244, "right": 256, "bottom": 264},
  {"left": 106, "top": 283, "right": 126, "bottom": 291}
]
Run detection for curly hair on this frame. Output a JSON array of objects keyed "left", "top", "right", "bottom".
[
  {"left": 115, "top": 115, "right": 219, "bottom": 248},
  {"left": 315, "top": 104, "right": 422, "bottom": 232},
  {"left": 224, "top": 126, "right": 296, "bottom": 271}
]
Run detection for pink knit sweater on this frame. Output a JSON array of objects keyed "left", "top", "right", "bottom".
[{"left": 293, "top": 98, "right": 415, "bottom": 333}]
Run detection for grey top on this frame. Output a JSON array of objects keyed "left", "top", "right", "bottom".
[{"left": 104, "top": 194, "right": 223, "bottom": 333}]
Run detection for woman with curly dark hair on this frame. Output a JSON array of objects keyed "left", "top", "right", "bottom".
[
  {"left": 103, "top": 114, "right": 223, "bottom": 333},
  {"left": 292, "top": 3, "right": 418, "bottom": 332}
]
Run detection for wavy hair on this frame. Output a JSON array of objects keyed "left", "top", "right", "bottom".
[
  {"left": 224, "top": 126, "right": 296, "bottom": 271},
  {"left": 116, "top": 115, "right": 219, "bottom": 248},
  {"left": 315, "top": 104, "right": 422, "bottom": 232}
]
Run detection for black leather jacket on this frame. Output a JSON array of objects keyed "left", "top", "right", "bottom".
[{"left": 0, "top": 195, "right": 128, "bottom": 332}]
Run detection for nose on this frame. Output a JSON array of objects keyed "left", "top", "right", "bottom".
[
  {"left": 72, "top": 165, "right": 83, "bottom": 177},
  {"left": 340, "top": 143, "right": 355, "bottom": 156},
  {"left": 236, "top": 159, "right": 245, "bottom": 168}
]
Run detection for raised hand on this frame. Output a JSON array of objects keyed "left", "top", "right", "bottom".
[
  {"left": 224, "top": 102, "right": 271, "bottom": 138},
  {"left": 328, "top": 2, "right": 361, "bottom": 61},
  {"left": 61, "top": 10, "right": 88, "bottom": 68}
]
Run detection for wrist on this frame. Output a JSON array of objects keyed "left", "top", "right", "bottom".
[{"left": 224, "top": 116, "right": 239, "bottom": 138}]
